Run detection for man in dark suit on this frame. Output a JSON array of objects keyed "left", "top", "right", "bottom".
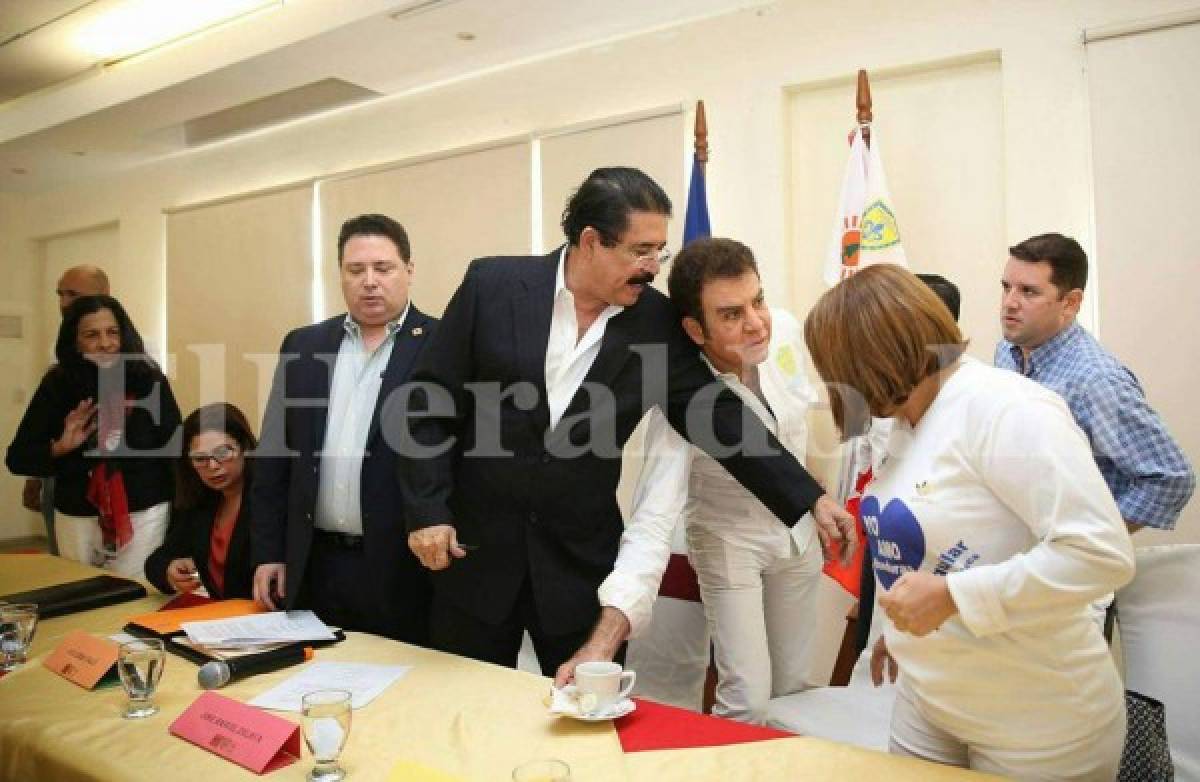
[
  {"left": 251, "top": 214, "right": 435, "bottom": 643},
  {"left": 401, "top": 168, "right": 855, "bottom": 674}
]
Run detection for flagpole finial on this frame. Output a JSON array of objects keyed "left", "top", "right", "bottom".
[
  {"left": 856, "top": 69, "right": 873, "bottom": 146},
  {"left": 694, "top": 100, "right": 709, "bottom": 165}
]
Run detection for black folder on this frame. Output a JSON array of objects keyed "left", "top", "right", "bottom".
[{"left": 0, "top": 575, "right": 148, "bottom": 618}]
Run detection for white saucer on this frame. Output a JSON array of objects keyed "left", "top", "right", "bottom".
[
  {"left": 560, "top": 697, "right": 636, "bottom": 722},
  {"left": 549, "top": 685, "right": 637, "bottom": 721}
]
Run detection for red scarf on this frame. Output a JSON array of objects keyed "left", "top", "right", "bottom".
[
  {"left": 86, "top": 465, "right": 132, "bottom": 550},
  {"left": 85, "top": 394, "right": 133, "bottom": 550}
]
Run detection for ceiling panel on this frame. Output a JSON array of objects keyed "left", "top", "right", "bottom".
[
  {"left": 0, "top": 0, "right": 92, "bottom": 42},
  {"left": 0, "top": 0, "right": 772, "bottom": 192},
  {"left": 0, "top": 0, "right": 98, "bottom": 102}
]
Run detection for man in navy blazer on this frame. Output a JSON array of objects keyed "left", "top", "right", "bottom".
[
  {"left": 401, "top": 169, "right": 855, "bottom": 673},
  {"left": 252, "top": 214, "right": 435, "bottom": 644}
]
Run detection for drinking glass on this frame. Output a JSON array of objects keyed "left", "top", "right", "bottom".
[
  {"left": 512, "top": 759, "right": 572, "bottom": 782},
  {"left": 0, "top": 603, "right": 39, "bottom": 672},
  {"left": 117, "top": 639, "right": 165, "bottom": 718},
  {"left": 301, "top": 689, "right": 352, "bottom": 782}
]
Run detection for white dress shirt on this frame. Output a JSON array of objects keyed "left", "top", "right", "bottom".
[
  {"left": 544, "top": 247, "right": 624, "bottom": 429},
  {"left": 314, "top": 305, "right": 409, "bottom": 535},
  {"left": 598, "top": 309, "right": 819, "bottom": 635}
]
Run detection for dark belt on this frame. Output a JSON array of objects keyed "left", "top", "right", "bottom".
[{"left": 313, "top": 528, "right": 364, "bottom": 550}]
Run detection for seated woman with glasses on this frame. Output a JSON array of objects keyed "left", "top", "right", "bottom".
[
  {"left": 145, "top": 403, "right": 256, "bottom": 599},
  {"left": 6, "top": 295, "right": 181, "bottom": 576},
  {"left": 804, "top": 265, "right": 1134, "bottom": 780}
]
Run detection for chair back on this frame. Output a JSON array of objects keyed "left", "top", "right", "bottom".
[{"left": 1117, "top": 544, "right": 1200, "bottom": 780}]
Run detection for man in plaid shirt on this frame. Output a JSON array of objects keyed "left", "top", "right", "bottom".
[{"left": 995, "top": 233, "right": 1195, "bottom": 532}]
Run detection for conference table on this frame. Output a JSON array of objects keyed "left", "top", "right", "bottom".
[{"left": 0, "top": 554, "right": 995, "bottom": 781}]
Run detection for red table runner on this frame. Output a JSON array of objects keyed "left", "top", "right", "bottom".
[{"left": 616, "top": 697, "right": 794, "bottom": 752}]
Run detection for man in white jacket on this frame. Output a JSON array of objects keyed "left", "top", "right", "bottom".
[{"left": 557, "top": 238, "right": 847, "bottom": 723}]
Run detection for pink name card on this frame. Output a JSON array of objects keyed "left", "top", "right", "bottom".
[{"left": 170, "top": 691, "right": 299, "bottom": 774}]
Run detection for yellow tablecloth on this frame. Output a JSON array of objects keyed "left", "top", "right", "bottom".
[{"left": 0, "top": 555, "right": 995, "bottom": 781}]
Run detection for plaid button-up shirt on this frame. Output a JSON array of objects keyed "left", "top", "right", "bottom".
[{"left": 995, "top": 322, "right": 1195, "bottom": 529}]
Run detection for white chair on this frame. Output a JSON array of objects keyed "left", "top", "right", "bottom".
[
  {"left": 1116, "top": 544, "right": 1200, "bottom": 781},
  {"left": 764, "top": 580, "right": 894, "bottom": 749},
  {"left": 625, "top": 590, "right": 710, "bottom": 711},
  {"left": 625, "top": 513, "right": 710, "bottom": 711}
]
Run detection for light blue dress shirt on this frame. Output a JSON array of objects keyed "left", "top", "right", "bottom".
[
  {"left": 995, "top": 322, "right": 1194, "bottom": 529},
  {"left": 314, "top": 305, "right": 409, "bottom": 535}
]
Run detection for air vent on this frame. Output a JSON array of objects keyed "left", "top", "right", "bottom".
[
  {"left": 0, "top": 314, "right": 23, "bottom": 339},
  {"left": 182, "top": 78, "right": 379, "bottom": 146}
]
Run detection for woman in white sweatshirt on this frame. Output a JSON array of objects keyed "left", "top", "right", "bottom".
[{"left": 804, "top": 264, "right": 1134, "bottom": 781}]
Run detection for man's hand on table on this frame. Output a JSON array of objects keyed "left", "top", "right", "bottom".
[{"left": 554, "top": 607, "right": 631, "bottom": 688}]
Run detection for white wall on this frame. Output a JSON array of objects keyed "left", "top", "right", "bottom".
[
  {"left": 2, "top": 0, "right": 1198, "bottom": 541},
  {"left": 0, "top": 193, "right": 41, "bottom": 539},
  {"left": 1087, "top": 21, "right": 1200, "bottom": 544}
]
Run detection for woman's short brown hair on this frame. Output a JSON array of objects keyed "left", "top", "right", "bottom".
[{"left": 804, "top": 264, "right": 967, "bottom": 440}]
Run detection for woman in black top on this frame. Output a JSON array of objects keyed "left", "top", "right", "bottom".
[
  {"left": 6, "top": 295, "right": 180, "bottom": 576},
  {"left": 145, "top": 403, "right": 255, "bottom": 599}
]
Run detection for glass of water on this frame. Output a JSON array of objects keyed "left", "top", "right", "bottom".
[
  {"left": 301, "top": 689, "right": 352, "bottom": 782},
  {"left": 0, "top": 603, "right": 38, "bottom": 672},
  {"left": 117, "top": 639, "right": 165, "bottom": 718}
]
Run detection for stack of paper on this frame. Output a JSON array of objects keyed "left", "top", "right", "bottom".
[
  {"left": 250, "top": 662, "right": 411, "bottom": 711},
  {"left": 181, "top": 610, "right": 336, "bottom": 649}
]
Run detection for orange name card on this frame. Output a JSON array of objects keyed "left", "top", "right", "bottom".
[
  {"left": 127, "top": 598, "right": 266, "bottom": 636},
  {"left": 43, "top": 631, "right": 119, "bottom": 689},
  {"left": 170, "top": 691, "right": 300, "bottom": 774}
]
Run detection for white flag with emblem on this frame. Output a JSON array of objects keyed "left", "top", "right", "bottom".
[{"left": 823, "top": 126, "right": 907, "bottom": 287}]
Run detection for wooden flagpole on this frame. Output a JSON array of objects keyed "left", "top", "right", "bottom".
[{"left": 856, "top": 69, "right": 873, "bottom": 147}]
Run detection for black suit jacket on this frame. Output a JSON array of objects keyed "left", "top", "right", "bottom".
[
  {"left": 251, "top": 309, "right": 436, "bottom": 644},
  {"left": 399, "top": 251, "right": 824, "bottom": 634},
  {"left": 6, "top": 366, "right": 181, "bottom": 516},
  {"left": 144, "top": 496, "right": 253, "bottom": 600}
]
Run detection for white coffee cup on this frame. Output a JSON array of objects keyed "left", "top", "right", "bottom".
[{"left": 574, "top": 662, "right": 636, "bottom": 712}]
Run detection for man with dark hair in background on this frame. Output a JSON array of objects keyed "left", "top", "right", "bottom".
[
  {"left": 251, "top": 214, "right": 436, "bottom": 643},
  {"left": 22, "top": 264, "right": 112, "bottom": 554},
  {"left": 401, "top": 167, "right": 855, "bottom": 676},
  {"left": 996, "top": 233, "right": 1193, "bottom": 534},
  {"left": 915, "top": 273, "right": 959, "bottom": 320}
]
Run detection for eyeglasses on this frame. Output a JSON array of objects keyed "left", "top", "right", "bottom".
[
  {"left": 604, "top": 242, "right": 671, "bottom": 267},
  {"left": 188, "top": 444, "right": 239, "bottom": 467},
  {"left": 589, "top": 227, "right": 670, "bottom": 267}
]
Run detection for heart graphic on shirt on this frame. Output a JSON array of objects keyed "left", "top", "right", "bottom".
[{"left": 859, "top": 495, "right": 925, "bottom": 590}]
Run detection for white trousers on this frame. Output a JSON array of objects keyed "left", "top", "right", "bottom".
[
  {"left": 55, "top": 502, "right": 170, "bottom": 579},
  {"left": 890, "top": 682, "right": 1125, "bottom": 781},
  {"left": 686, "top": 524, "right": 823, "bottom": 724}
]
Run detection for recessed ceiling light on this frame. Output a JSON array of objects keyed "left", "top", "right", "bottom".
[
  {"left": 11, "top": 168, "right": 28, "bottom": 175},
  {"left": 456, "top": 31, "right": 476, "bottom": 41},
  {"left": 74, "top": 0, "right": 281, "bottom": 62}
]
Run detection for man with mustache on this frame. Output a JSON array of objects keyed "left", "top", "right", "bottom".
[
  {"left": 555, "top": 238, "right": 831, "bottom": 724},
  {"left": 401, "top": 167, "right": 855, "bottom": 675}
]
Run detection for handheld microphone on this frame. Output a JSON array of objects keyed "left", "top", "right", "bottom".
[{"left": 197, "top": 645, "right": 313, "bottom": 689}]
